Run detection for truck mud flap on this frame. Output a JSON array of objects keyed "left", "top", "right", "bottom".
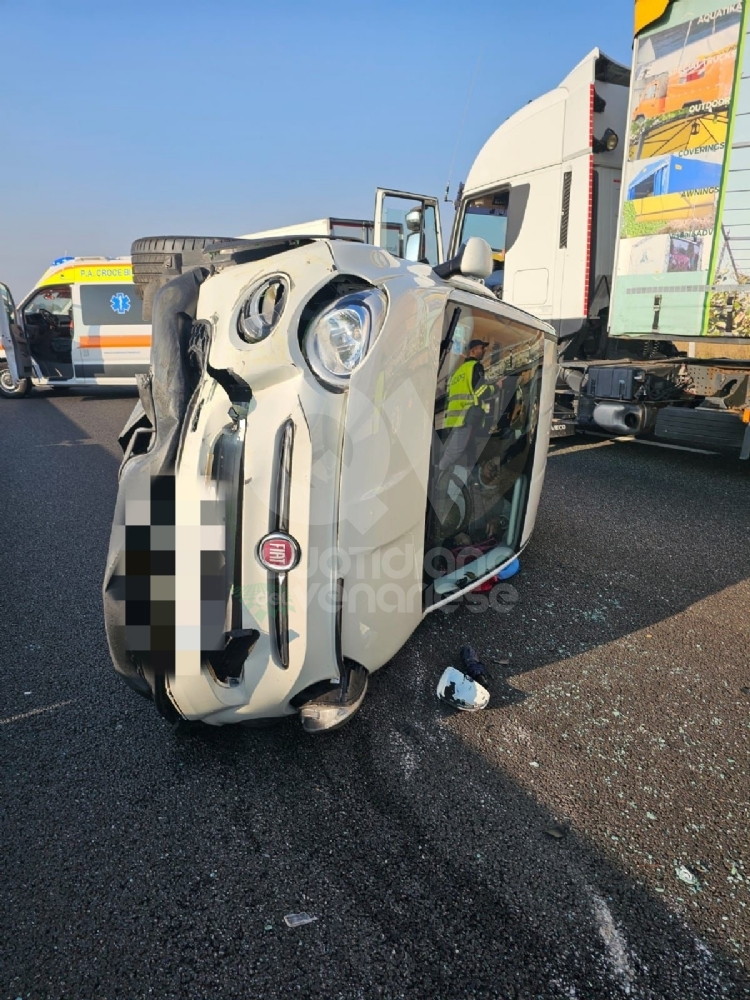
[{"left": 549, "top": 416, "right": 576, "bottom": 438}]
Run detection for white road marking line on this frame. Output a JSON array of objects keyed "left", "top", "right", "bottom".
[
  {"left": 549, "top": 439, "right": 617, "bottom": 457},
  {"left": 0, "top": 699, "right": 76, "bottom": 725},
  {"left": 581, "top": 432, "right": 719, "bottom": 456}
]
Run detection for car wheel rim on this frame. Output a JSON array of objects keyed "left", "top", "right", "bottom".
[{"left": 0, "top": 368, "right": 16, "bottom": 392}]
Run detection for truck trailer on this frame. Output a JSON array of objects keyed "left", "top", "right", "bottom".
[{"left": 449, "top": 0, "right": 750, "bottom": 458}]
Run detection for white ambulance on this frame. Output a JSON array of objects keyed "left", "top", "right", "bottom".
[{"left": 0, "top": 256, "right": 151, "bottom": 398}]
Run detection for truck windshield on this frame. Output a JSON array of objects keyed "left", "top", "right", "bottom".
[
  {"left": 461, "top": 190, "right": 508, "bottom": 293},
  {"left": 460, "top": 191, "right": 508, "bottom": 252}
]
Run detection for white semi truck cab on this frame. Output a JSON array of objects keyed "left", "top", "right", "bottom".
[
  {"left": 450, "top": 49, "right": 630, "bottom": 355},
  {"left": 451, "top": 1, "right": 750, "bottom": 459}
]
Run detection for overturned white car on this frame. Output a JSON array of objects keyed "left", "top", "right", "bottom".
[{"left": 103, "top": 191, "right": 556, "bottom": 731}]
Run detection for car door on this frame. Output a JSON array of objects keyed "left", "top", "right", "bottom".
[
  {"left": 0, "top": 282, "right": 33, "bottom": 383},
  {"left": 373, "top": 188, "right": 444, "bottom": 266},
  {"left": 20, "top": 285, "right": 75, "bottom": 380}
]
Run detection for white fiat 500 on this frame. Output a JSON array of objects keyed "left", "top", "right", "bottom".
[{"left": 103, "top": 191, "right": 556, "bottom": 731}]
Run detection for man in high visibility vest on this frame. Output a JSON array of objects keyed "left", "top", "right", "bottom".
[{"left": 439, "top": 339, "right": 499, "bottom": 473}]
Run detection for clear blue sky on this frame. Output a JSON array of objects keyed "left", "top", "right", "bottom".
[{"left": 1, "top": 0, "right": 632, "bottom": 297}]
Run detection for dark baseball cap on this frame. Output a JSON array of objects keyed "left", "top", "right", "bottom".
[{"left": 468, "top": 339, "right": 489, "bottom": 350}]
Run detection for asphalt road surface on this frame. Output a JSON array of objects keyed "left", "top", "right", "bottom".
[{"left": 1, "top": 389, "right": 749, "bottom": 1000}]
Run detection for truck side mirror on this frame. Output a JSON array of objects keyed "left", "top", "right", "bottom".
[
  {"left": 405, "top": 208, "right": 422, "bottom": 232},
  {"left": 460, "top": 237, "right": 493, "bottom": 279},
  {"left": 433, "top": 237, "right": 493, "bottom": 281},
  {"left": 403, "top": 207, "right": 424, "bottom": 261}
]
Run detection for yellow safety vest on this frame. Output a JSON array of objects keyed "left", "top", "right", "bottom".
[{"left": 444, "top": 360, "right": 493, "bottom": 429}]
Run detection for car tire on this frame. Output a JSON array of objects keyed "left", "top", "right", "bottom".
[
  {"left": 130, "top": 235, "right": 233, "bottom": 321},
  {"left": 0, "top": 362, "right": 32, "bottom": 398}
]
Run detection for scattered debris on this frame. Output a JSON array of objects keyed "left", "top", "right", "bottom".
[
  {"left": 468, "top": 555, "right": 520, "bottom": 592},
  {"left": 675, "top": 865, "right": 699, "bottom": 887},
  {"left": 545, "top": 826, "right": 567, "bottom": 840},
  {"left": 460, "top": 646, "right": 491, "bottom": 685},
  {"left": 436, "top": 646, "right": 494, "bottom": 711},
  {"left": 437, "top": 666, "right": 490, "bottom": 712},
  {"left": 284, "top": 912, "right": 318, "bottom": 928},
  {"left": 497, "top": 557, "right": 520, "bottom": 580}
]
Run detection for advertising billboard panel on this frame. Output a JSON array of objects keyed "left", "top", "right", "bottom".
[{"left": 611, "top": 0, "right": 750, "bottom": 337}]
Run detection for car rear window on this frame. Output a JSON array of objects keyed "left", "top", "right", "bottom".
[{"left": 80, "top": 285, "right": 147, "bottom": 326}]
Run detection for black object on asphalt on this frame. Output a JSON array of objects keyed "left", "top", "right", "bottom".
[{"left": 460, "top": 646, "right": 491, "bottom": 686}]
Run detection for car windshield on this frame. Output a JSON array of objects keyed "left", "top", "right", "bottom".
[
  {"left": 424, "top": 302, "right": 544, "bottom": 604},
  {"left": 25, "top": 287, "right": 72, "bottom": 315}
]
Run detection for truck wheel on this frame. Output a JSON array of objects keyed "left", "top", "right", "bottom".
[
  {"left": 130, "top": 235, "right": 233, "bottom": 321},
  {"left": 0, "top": 363, "right": 31, "bottom": 398}
]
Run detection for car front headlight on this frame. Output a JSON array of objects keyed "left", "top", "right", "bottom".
[{"left": 303, "top": 288, "right": 386, "bottom": 389}]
